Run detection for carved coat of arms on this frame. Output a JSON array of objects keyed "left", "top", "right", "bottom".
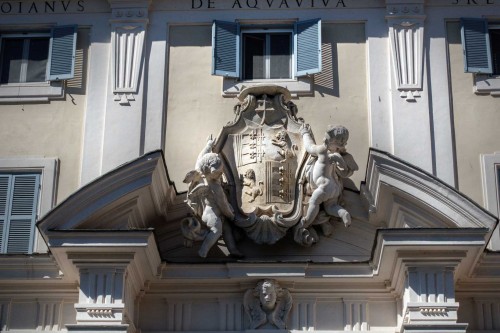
[{"left": 181, "top": 85, "right": 358, "bottom": 257}]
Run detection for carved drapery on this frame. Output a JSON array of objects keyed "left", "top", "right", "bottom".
[
  {"left": 110, "top": 8, "right": 148, "bottom": 105},
  {"left": 386, "top": 2, "right": 425, "bottom": 102}
]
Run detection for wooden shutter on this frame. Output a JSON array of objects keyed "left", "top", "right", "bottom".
[
  {"left": 0, "top": 175, "right": 10, "bottom": 252},
  {"left": 295, "top": 19, "right": 322, "bottom": 77},
  {"left": 461, "top": 18, "right": 493, "bottom": 74},
  {"left": 212, "top": 21, "right": 240, "bottom": 78},
  {"left": 47, "top": 25, "right": 77, "bottom": 81},
  {"left": 0, "top": 174, "right": 40, "bottom": 254}
]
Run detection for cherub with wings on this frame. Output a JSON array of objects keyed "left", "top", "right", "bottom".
[
  {"left": 243, "top": 279, "right": 292, "bottom": 329},
  {"left": 182, "top": 136, "right": 242, "bottom": 258}
]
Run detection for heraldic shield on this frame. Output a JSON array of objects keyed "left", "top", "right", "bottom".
[
  {"left": 181, "top": 84, "right": 358, "bottom": 256},
  {"left": 213, "top": 85, "right": 308, "bottom": 245}
]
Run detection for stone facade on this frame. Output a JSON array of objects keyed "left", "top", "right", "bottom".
[{"left": 0, "top": 1, "right": 499, "bottom": 333}]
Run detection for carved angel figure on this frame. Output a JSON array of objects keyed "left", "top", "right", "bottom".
[
  {"left": 294, "top": 124, "right": 358, "bottom": 246},
  {"left": 182, "top": 136, "right": 242, "bottom": 258},
  {"left": 243, "top": 279, "right": 292, "bottom": 329}
]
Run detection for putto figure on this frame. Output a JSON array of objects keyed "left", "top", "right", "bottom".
[
  {"left": 243, "top": 279, "right": 292, "bottom": 329},
  {"left": 294, "top": 124, "right": 359, "bottom": 246},
  {"left": 181, "top": 136, "right": 243, "bottom": 258}
]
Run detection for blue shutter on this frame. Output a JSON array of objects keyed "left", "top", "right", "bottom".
[
  {"left": 47, "top": 25, "right": 77, "bottom": 81},
  {"left": 0, "top": 175, "right": 10, "bottom": 252},
  {"left": 1, "top": 174, "right": 40, "bottom": 254},
  {"left": 295, "top": 19, "right": 322, "bottom": 77},
  {"left": 461, "top": 18, "right": 493, "bottom": 74},
  {"left": 212, "top": 21, "right": 240, "bottom": 78}
]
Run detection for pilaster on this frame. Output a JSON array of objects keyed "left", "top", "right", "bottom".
[
  {"left": 384, "top": 0, "right": 434, "bottom": 176},
  {"left": 110, "top": 3, "right": 149, "bottom": 106},
  {"left": 386, "top": 1, "right": 425, "bottom": 102},
  {"left": 99, "top": 0, "right": 151, "bottom": 175},
  {"left": 400, "top": 265, "right": 467, "bottom": 333},
  {"left": 75, "top": 266, "right": 127, "bottom": 325},
  {"left": 40, "top": 231, "right": 161, "bottom": 333}
]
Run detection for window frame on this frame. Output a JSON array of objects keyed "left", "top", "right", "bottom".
[
  {"left": 0, "top": 173, "right": 41, "bottom": 254},
  {"left": 0, "top": 32, "right": 51, "bottom": 85},
  {"left": 0, "top": 25, "right": 77, "bottom": 102},
  {"left": 212, "top": 19, "right": 321, "bottom": 97},
  {"left": 241, "top": 28, "right": 294, "bottom": 80},
  {"left": 461, "top": 18, "right": 500, "bottom": 95},
  {"left": 0, "top": 158, "right": 58, "bottom": 254}
]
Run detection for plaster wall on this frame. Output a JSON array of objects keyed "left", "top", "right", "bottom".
[
  {"left": 447, "top": 21, "right": 500, "bottom": 205},
  {"left": 164, "top": 23, "right": 368, "bottom": 193},
  {"left": 0, "top": 28, "right": 90, "bottom": 203}
]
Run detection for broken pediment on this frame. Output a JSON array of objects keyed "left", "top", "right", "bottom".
[
  {"left": 36, "top": 87, "right": 497, "bottom": 266},
  {"left": 363, "top": 149, "right": 497, "bottom": 234},
  {"left": 37, "top": 150, "right": 175, "bottom": 233}
]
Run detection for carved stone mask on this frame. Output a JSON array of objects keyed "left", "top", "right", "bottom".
[{"left": 259, "top": 281, "right": 277, "bottom": 311}]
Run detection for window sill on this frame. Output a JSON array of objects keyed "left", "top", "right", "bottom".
[
  {"left": 474, "top": 74, "right": 500, "bottom": 96},
  {"left": 222, "top": 76, "right": 313, "bottom": 98},
  {"left": 0, "top": 81, "right": 64, "bottom": 103}
]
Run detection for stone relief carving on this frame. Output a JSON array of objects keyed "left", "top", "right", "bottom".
[
  {"left": 181, "top": 137, "right": 243, "bottom": 258},
  {"left": 386, "top": 2, "right": 425, "bottom": 102},
  {"left": 243, "top": 279, "right": 292, "bottom": 329},
  {"left": 294, "top": 123, "right": 358, "bottom": 246},
  {"left": 181, "top": 85, "right": 357, "bottom": 257}
]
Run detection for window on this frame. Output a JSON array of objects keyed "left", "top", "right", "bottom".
[
  {"left": 0, "top": 34, "right": 50, "bottom": 84},
  {"left": 212, "top": 19, "right": 321, "bottom": 81},
  {"left": 0, "top": 158, "right": 57, "bottom": 254},
  {"left": 0, "top": 173, "right": 40, "bottom": 254},
  {"left": 461, "top": 18, "right": 500, "bottom": 75},
  {"left": 0, "top": 25, "right": 77, "bottom": 102},
  {"left": 242, "top": 31, "right": 292, "bottom": 80}
]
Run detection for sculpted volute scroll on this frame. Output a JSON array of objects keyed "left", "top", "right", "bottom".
[{"left": 181, "top": 85, "right": 358, "bottom": 258}]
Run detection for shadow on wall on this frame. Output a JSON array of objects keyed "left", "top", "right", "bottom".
[
  {"left": 66, "top": 28, "right": 90, "bottom": 96},
  {"left": 315, "top": 41, "right": 340, "bottom": 97}
]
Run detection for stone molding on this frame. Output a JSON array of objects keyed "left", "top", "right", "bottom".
[
  {"left": 386, "top": 0, "right": 425, "bottom": 102},
  {"left": 363, "top": 149, "right": 497, "bottom": 234},
  {"left": 109, "top": 0, "right": 150, "bottom": 105}
]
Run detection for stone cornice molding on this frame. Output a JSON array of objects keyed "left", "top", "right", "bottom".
[
  {"left": 0, "top": 255, "right": 62, "bottom": 281},
  {"left": 44, "top": 230, "right": 161, "bottom": 282},
  {"left": 37, "top": 150, "right": 177, "bottom": 233},
  {"left": 362, "top": 149, "right": 498, "bottom": 246},
  {"left": 370, "top": 228, "right": 488, "bottom": 296}
]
